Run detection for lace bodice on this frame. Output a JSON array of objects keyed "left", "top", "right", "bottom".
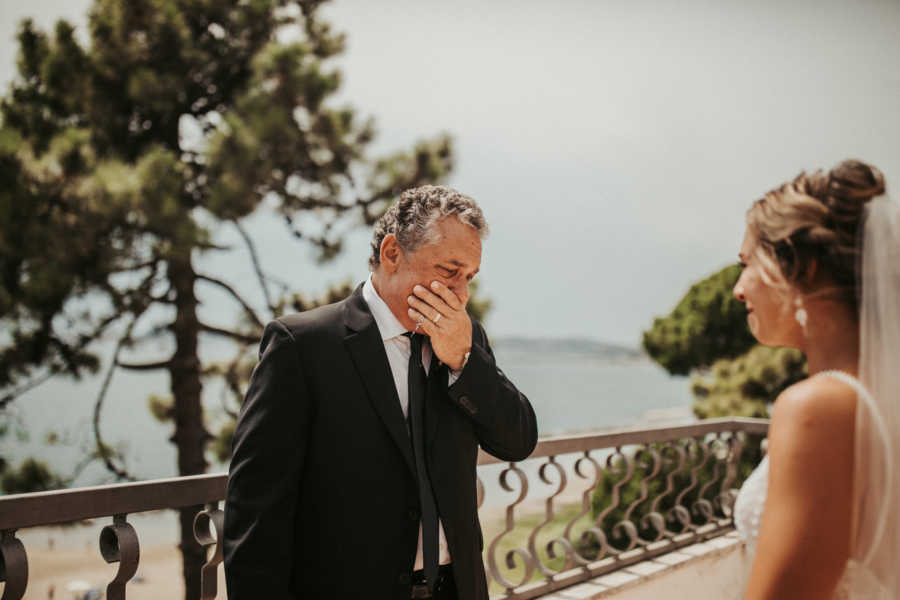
[
  {"left": 733, "top": 370, "right": 887, "bottom": 599},
  {"left": 733, "top": 454, "right": 767, "bottom": 546}
]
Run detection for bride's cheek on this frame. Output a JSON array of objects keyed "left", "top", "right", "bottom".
[{"left": 747, "top": 314, "right": 760, "bottom": 337}]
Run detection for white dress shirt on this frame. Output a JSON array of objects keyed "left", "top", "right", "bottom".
[{"left": 362, "top": 276, "right": 452, "bottom": 569}]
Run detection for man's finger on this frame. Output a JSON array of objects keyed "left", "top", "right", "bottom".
[
  {"left": 412, "top": 285, "right": 453, "bottom": 315},
  {"left": 408, "top": 294, "right": 447, "bottom": 322},
  {"left": 408, "top": 307, "right": 443, "bottom": 334},
  {"left": 428, "top": 281, "right": 463, "bottom": 311}
]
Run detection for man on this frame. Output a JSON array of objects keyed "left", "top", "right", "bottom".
[{"left": 223, "top": 185, "right": 538, "bottom": 600}]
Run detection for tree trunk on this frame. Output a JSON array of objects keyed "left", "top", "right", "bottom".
[{"left": 168, "top": 254, "right": 210, "bottom": 600}]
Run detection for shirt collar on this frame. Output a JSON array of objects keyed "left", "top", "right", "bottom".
[{"left": 362, "top": 274, "right": 408, "bottom": 341}]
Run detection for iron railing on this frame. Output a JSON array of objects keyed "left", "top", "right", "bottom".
[{"left": 0, "top": 418, "right": 768, "bottom": 599}]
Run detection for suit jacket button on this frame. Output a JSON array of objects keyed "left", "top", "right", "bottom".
[
  {"left": 408, "top": 509, "right": 420, "bottom": 521},
  {"left": 398, "top": 573, "right": 411, "bottom": 585}
]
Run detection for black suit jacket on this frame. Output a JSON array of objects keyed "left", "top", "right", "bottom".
[{"left": 223, "top": 284, "right": 538, "bottom": 599}]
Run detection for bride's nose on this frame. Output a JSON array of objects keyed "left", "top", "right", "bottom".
[{"left": 733, "top": 281, "right": 746, "bottom": 302}]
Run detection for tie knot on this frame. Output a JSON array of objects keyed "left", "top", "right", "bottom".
[{"left": 403, "top": 331, "right": 425, "bottom": 364}]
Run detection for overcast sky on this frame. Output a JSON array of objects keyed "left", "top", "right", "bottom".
[{"left": 2, "top": 0, "right": 899, "bottom": 346}]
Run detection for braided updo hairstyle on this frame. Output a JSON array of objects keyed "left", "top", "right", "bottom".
[{"left": 747, "top": 159, "right": 886, "bottom": 312}]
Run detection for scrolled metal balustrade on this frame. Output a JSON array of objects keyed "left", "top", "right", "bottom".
[
  {"left": 100, "top": 514, "right": 141, "bottom": 600},
  {"left": 0, "top": 418, "right": 767, "bottom": 599},
  {"left": 477, "top": 418, "right": 767, "bottom": 599},
  {"left": 0, "top": 529, "right": 28, "bottom": 600},
  {"left": 194, "top": 501, "right": 225, "bottom": 600}
]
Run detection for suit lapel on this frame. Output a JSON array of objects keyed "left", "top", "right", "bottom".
[{"left": 343, "top": 286, "right": 416, "bottom": 477}]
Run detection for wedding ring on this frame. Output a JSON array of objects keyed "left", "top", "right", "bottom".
[{"left": 433, "top": 313, "right": 442, "bottom": 324}]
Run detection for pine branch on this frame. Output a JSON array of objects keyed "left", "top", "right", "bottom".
[
  {"left": 196, "top": 273, "right": 264, "bottom": 328},
  {"left": 0, "top": 369, "right": 57, "bottom": 410},
  {"left": 197, "top": 241, "right": 233, "bottom": 252},
  {"left": 126, "top": 323, "right": 172, "bottom": 347},
  {"left": 116, "top": 359, "right": 172, "bottom": 371},
  {"left": 108, "top": 259, "right": 160, "bottom": 274},
  {"left": 92, "top": 319, "right": 139, "bottom": 482},
  {"left": 0, "top": 310, "right": 129, "bottom": 409},
  {"left": 232, "top": 218, "right": 277, "bottom": 317},
  {"left": 199, "top": 323, "right": 260, "bottom": 345}
]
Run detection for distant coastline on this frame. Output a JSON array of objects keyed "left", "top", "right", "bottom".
[
  {"left": 492, "top": 336, "right": 645, "bottom": 362},
  {"left": 8, "top": 335, "right": 681, "bottom": 491}
]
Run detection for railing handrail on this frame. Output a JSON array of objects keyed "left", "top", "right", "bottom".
[
  {"left": 0, "top": 418, "right": 770, "bottom": 530},
  {"left": 0, "top": 417, "right": 772, "bottom": 600},
  {"left": 480, "top": 417, "right": 770, "bottom": 465},
  {"left": 0, "top": 473, "right": 226, "bottom": 530}
]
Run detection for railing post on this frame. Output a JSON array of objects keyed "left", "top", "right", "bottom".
[
  {"left": 528, "top": 455, "right": 576, "bottom": 578},
  {"left": 0, "top": 529, "right": 28, "bottom": 600},
  {"left": 194, "top": 501, "right": 225, "bottom": 600},
  {"left": 100, "top": 513, "right": 140, "bottom": 600},
  {"left": 486, "top": 462, "right": 535, "bottom": 593}
]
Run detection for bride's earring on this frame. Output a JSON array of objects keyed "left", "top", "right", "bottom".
[{"left": 794, "top": 297, "right": 808, "bottom": 331}]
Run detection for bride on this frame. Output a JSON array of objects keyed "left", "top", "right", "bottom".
[{"left": 731, "top": 159, "right": 899, "bottom": 599}]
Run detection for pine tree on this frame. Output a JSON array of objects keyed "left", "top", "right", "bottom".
[
  {"left": 0, "top": 2, "right": 453, "bottom": 596},
  {"left": 642, "top": 264, "right": 807, "bottom": 417},
  {"left": 642, "top": 264, "right": 756, "bottom": 375}
]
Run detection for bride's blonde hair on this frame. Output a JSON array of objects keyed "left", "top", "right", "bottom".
[{"left": 746, "top": 159, "right": 886, "bottom": 312}]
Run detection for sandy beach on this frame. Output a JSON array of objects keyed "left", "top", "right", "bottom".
[
  {"left": 24, "top": 542, "right": 219, "bottom": 600},
  {"left": 14, "top": 511, "right": 212, "bottom": 600}
]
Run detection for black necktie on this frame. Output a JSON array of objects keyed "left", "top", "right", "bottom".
[{"left": 406, "top": 332, "right": 440, "bottom": 590}]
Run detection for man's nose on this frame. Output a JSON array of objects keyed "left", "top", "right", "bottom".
[{"left": 451, "top": 283, "right": 469, "bottom": 305}]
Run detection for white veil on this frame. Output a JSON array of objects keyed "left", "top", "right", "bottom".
[{"left": 851, "top": 192, "right": 900, "bottom": 596}]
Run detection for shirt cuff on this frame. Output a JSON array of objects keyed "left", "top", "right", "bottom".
[{"left": 445, "top": 350, "right": 469, "bottom": 386}]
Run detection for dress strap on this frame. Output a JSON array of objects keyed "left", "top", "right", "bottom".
[
  {"left": 815, "top": 369, "right": 893, "bottom": 566},
  {"left": 814, "top": 369, "right": 875, "bottom": 403}
]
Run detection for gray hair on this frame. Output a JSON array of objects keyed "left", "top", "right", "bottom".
[{"left": 369, "top": 185, "right": 489, "bottom": 270}]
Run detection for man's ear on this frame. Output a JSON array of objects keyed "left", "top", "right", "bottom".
[{"left": 380, "top": 234, "right": 403, "bottom": 273}]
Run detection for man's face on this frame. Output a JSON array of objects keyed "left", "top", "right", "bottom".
[{"left": 376, "top": 217, "right": 482, "bottom": 331}]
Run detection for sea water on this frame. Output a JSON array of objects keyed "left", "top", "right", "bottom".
[{"left": 6, "top": 342, "right": 695, "bottom": 553}]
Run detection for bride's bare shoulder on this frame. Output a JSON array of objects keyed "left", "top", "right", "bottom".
[{"left": 769, "top": 375, "right": 857, "bottom": 460}]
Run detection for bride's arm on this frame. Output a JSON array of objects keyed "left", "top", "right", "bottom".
[{"left": 744, "top": 379, "right": 856, "bottom": 600}]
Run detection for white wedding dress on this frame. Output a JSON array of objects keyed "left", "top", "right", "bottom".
[{"left": 733, "top": 370, "right": 889, "bottom": 599}]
